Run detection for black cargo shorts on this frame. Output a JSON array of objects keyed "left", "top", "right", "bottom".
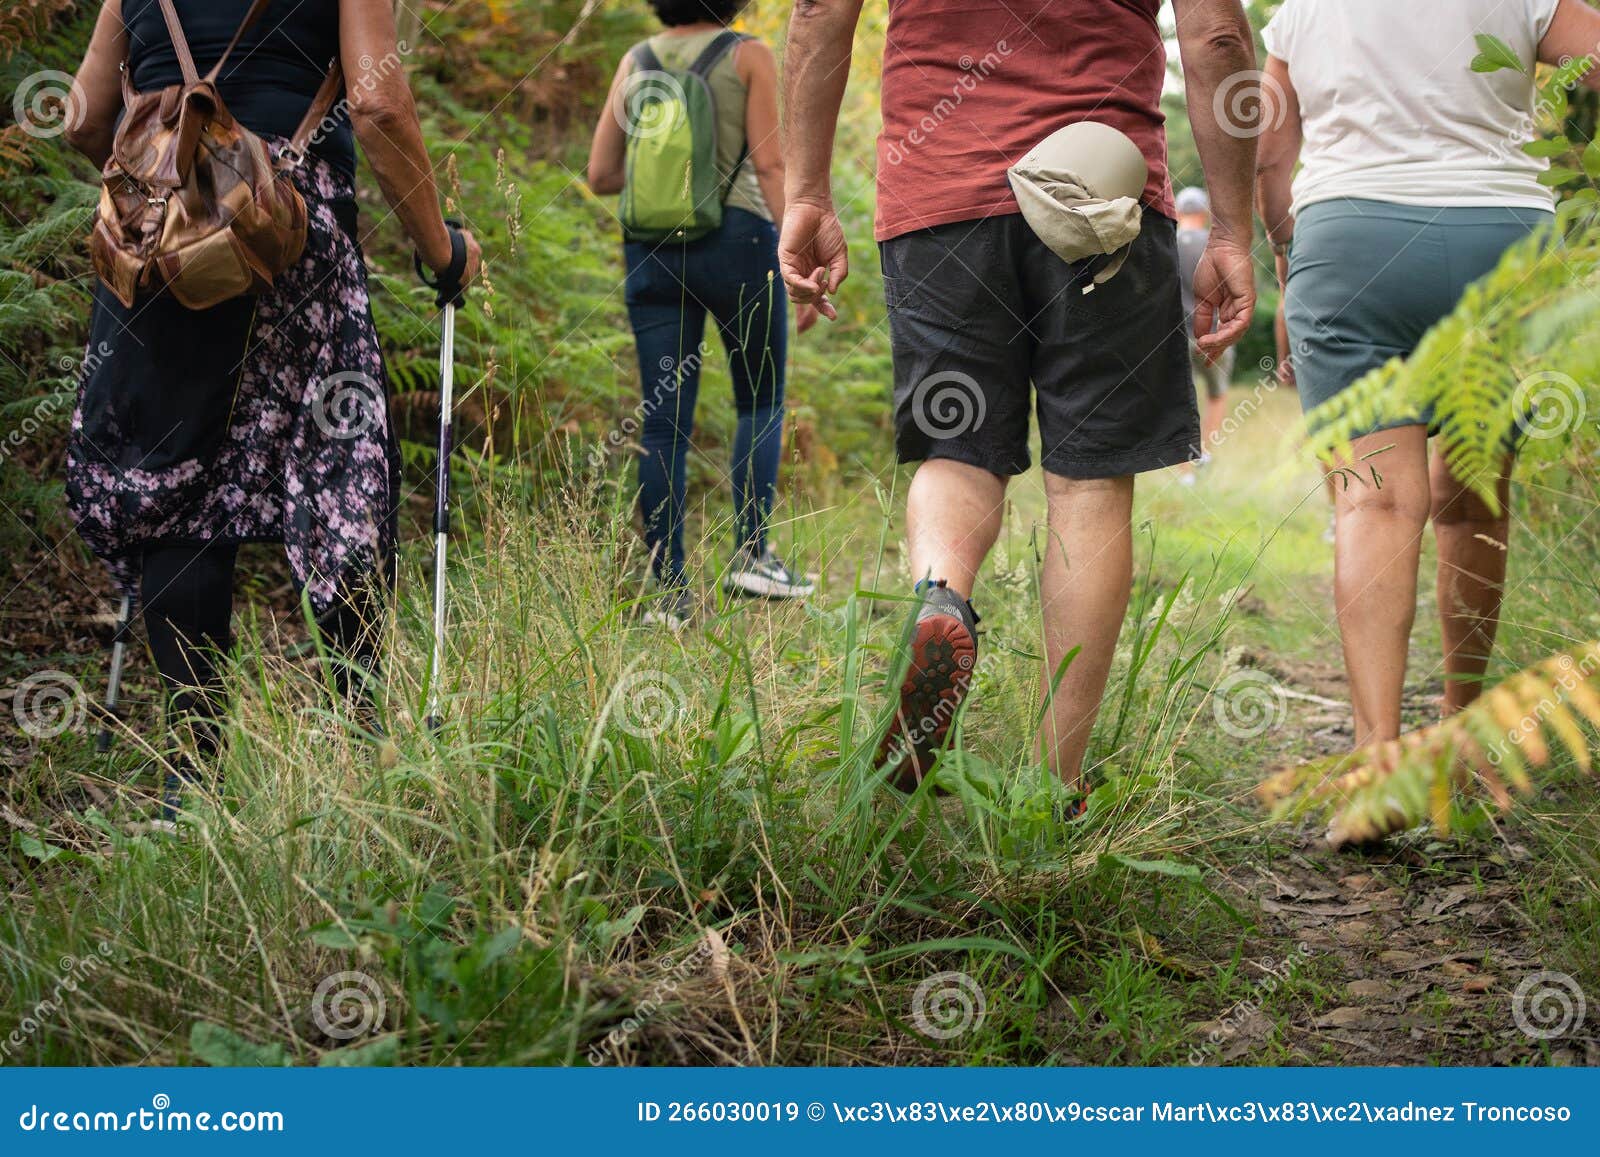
[{"left": 880, "top": 208, "right": 1201, "bottom": 478}]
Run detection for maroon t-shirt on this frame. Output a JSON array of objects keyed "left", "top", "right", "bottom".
[{"left": 876, "top": 0, "right": 1174, "bottom": 242}]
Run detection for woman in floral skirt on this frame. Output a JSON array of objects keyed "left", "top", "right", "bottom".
[{"left": 63, "top": 0, "right": 479, "bottom": 791}]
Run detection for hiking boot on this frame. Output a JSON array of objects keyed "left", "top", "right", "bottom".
[
  {"left": 875, "top": 580, "right": 979, "bottom": 791},
  {"left": 1055, "top": 777, "right": 1093, "bottom": 824},
  {"left": 641, "top": 585, "right": 695, "bottom": 631},
  {"left": 723, "top": 546, "right": 815, "bottom": 600}
]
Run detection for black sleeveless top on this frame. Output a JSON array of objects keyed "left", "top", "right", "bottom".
[{"left": 122, "top": 0, "right": 354, "bottom": 181}]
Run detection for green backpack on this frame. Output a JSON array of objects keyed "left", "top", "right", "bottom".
[{"left": 619, "top": 30, "right": 750, "bottom": 244}]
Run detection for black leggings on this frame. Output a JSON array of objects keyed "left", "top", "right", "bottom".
[{"left": 140, "top": 542, "right": 381, "bottom": 760}]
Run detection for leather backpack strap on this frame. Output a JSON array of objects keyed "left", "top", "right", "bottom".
[
  {"left": 154, "top": 0, "right": 200, "bottom": 86},
  {"left": 280, "top": 59, "right": 345, "bottom": 168},
  {"left": 208, "top": 0, "right": 280, "bottom": 83}
]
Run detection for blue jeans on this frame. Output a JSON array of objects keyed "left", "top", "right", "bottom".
[{"left": 624, "top": 207, "right": 788, "bottom": 588}]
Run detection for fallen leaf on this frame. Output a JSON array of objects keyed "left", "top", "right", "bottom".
[
  {"left": 1346, "top": 979, "right": 1393, "bottom": 999},
  {"left": 1316, "top": 1006, "right": 1383, "bottom": 1030},
  {"left": 1262, "top": 899, "right": 1375, "bottom": 918},
  {"left": 1380, "top": 949, "right": 1423, "bottom": 971}
]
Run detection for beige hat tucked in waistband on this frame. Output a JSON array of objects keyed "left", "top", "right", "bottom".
[{"left": 1007, "top": 121, "right": 1149, "bottom": 291}]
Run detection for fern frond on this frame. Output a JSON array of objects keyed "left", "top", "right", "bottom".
[
  {"left": 0, "top": 0, "right": 75, "bottom": 64},
  {"left": 1257, "top": 641, "right": 1600, "bottom": 846}
]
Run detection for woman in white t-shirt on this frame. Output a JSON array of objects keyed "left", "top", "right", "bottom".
[{"left": 1257, "top": 0, "right": 1600, "bottom": 748}]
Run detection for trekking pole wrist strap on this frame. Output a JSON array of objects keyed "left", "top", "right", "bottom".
[{"left": 415, "top": 219, "right": 469, "bottom": 308}]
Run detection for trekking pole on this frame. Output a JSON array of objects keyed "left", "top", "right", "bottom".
[
  {"left": 415, "top": 222, "right": 470, "bottom": 732},
  {"left": 96, "top": 593, "right": 133, "bottom": 753}
]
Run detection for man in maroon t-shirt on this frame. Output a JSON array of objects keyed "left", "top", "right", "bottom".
[{"left": 780, "top": 0, "right": 1257, "bottom": 807}]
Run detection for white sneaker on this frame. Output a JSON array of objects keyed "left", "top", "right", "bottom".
[
  {"left": 641, "top": 586, "right": 694, "bottom": 630},
  {"left": 723, "top": 547, "right": 815, "bottom": 599}
]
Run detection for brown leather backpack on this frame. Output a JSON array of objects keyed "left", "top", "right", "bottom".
[{"left": 90, "top": 0, "right": 344, "bottom": 310}]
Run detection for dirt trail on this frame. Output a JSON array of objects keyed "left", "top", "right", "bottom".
[{"left": 1211, "top": 654, "right": 1598, "bottom": 1066}]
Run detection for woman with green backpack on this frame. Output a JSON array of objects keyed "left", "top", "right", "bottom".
[{"left": 588, "top": 0, "right": 816, "bottom": 630}]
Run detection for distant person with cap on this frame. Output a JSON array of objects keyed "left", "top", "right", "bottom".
[
  {"left": 779, "top": 0, "right": 1258, "bottom": 811},
  {"left": 1176, "top": 186, "right": 1234, "bottom": 475},
  {"left": 1258, "top": 0, "right": 1600, "bottom": 745}
]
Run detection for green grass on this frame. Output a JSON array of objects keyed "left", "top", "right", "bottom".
[
  {"left": 7, "top": 364, "right": 1599, "bottom": 1068},
  {"left": 0, "top": 388, "right": 1289, "bottom": 1067}
]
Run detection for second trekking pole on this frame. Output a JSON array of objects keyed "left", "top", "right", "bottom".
[{"left": 416, "top": 222, "right": 470, "bottom": 732}]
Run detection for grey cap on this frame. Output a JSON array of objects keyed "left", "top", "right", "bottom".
[{"left": 1174, "top": 186, "right": 1211, "bottom": 215}]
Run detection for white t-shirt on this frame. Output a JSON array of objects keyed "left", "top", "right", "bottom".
[{"left": 1262, "top": 0, "right": 1561, "bottom": 215}]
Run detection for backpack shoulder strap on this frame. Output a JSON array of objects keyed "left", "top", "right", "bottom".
[
  {"left": 687, "top": 29, "right": 749, "bottom": 80},
  {"left": 689, "top": 31, "right": 753, "bottom": 192},
  {"left": 280, "top": 58, "right": 345, "bottom": 168},
  {"left": 202, "top": 0, "right": 277, "bottom": 83},
  {"left": 154, "top": 0, "right": 201, "bottom": 86},
  {"left": 630, "top": 38, "right": 665, "bottom": 75}
]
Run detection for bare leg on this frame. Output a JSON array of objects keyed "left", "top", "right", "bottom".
[
  {"left": 1202, "top": 391, "right": 1229, "bottom": 453},
  {"left": 1331, "top": 426, "right": 1431, "bottom": 745},
  {"left": 1431, "top": 453, "right": 1513, "bottom": 715},
  {"left": 906, "top": 457, "right": 1007, "bottom": 597},
  {"left": 1038, "top": 474, "right": 1135, "bottom": 788}
]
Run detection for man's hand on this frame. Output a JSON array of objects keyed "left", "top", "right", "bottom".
[
  {"left": 1192, "top": 234, "right": 1255, "bottom": 359},
  {"left": 779, "top": 200, "right": 849, "bottom": 322},
  {"left": 796, "top": 302, "right": 821, "bottom": 334}
]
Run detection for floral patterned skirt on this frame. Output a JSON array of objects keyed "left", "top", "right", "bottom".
[{"left": 66, "top": 148, "right": 399, "bottom": 615}]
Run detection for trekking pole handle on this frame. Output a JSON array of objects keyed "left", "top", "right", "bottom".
[{"left": 415, "top": 219, "right": 470, "bottom": 309}]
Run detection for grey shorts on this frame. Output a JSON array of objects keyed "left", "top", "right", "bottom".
[
  {"left": 880, "top": 209, "right": 1200, "bottom": 479},
  {"left": 1285, "top": 198, "right": 1551, "bottom": 435}
]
